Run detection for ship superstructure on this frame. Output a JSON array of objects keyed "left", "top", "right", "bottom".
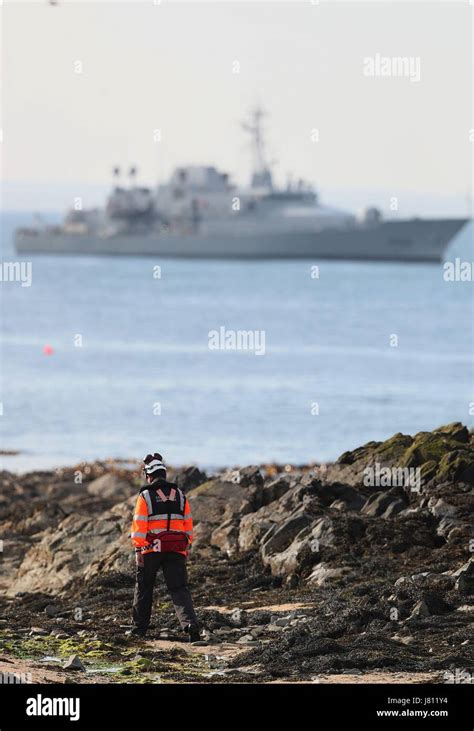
[{"left": 15, "top": 109, "right": 468, "bottom": 261}]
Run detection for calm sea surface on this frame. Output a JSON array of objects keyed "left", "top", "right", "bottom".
[{"left": 1, "top": 213, "right": 473, "bottom": 472}]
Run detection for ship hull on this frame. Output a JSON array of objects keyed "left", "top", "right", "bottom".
[{"left": 15, "top": 219, "right": 467, "bottom": 262}]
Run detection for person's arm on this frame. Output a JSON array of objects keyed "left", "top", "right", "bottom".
[
  {"left": 131, "top": 493, "right": 149, "bottom": 550},
  {"left": 182, "top": 496, "right": 193, "bottom": 546}
]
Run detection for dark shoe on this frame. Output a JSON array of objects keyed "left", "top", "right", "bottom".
[
  {"left": 185, "top": 624, "right": 201, "bottom": 643},
  {"left": 130, "top": 626, "right": 147, "bottom": 638}
]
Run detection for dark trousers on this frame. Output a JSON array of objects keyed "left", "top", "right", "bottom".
[{"left": 132, "top": 552, "right": 198, "bottom": 631}]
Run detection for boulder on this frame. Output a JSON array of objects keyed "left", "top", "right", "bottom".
[
  {"left": 220, "top": 466, "right": 264, "bottom": 488},
  {"left": 435, "top": 450, "right": 474, "bottom": 485},
  {"left": 188, "top": 473, "right": 263, "bottom": 549},
  {"left": 433, "top": 422, "right": 470, "bottom": 444},
  {"left": 310, "top": 481, "right": 366, "bottom": 511},
  {"left": 261, "top": 527, "right": 313, "bottom": 577},
  {"left": 261, "top": 476, "right": 293, "bottom": 505},
  {"left": 234, "top": 466, "right": 264, "bottom": 488},
  {"left": 336, "top": 433, "right": 413, "bottom": 470},
  {"left": 453, "top": 558, "right": 474, "bottom": 596},
  {"left": 407, "top": 592, "right": 452, "bottom": 620},
  {"left": 86, "top": 474, "right": 131, "bottom": 500},
  {"left": 427, "top": 497, "right": 458, "bottom": 520},
  {"left": 361, "top": 490, "right": 406, "bottom": 518},
  {"left": 399, "top": 432, "right": 465, "bottom": 469},
  {"left": 239, "top": 507, "right": 276, "bottom": 552},
  {"left": 381, "top": 499, "right": 406, "bottom": 519},
  {"left": 324, "top": 423, "right": 473, "bottom": 490},
  {"left": 259, "top": 512, "right": 339, "bottom": 578},
  {"left": 8, "top": 500, "right": 133, "bottom": 595},
  {"left": 210, "top": 520, "right": 240, "bottom": 556},
  {"left": 238, "top": 481, "right": 320, "bottom": 553},
  {"left": 260, "top": 511, "right": 313, "bottom": 557},
  {"left": 173, "top": 466, "right": 207, "bottom": 493},
  {"left": 306, "top": 563, "right": 349, "bottom": 586},
  {"left": 410, "top": 572, "right": 455, "bottom": 592}
]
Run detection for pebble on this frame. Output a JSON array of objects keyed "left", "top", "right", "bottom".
[
  {"left": 50, "top": 629, "right": 70, "bottom": 639},
  {"left": 231, "top": 608, "right": 246, "bottom": 627},
  {"left": 237, "top": 634, "right": 259, "bottom": 645},
  {"left": 391, "top": 633, "right": 415, "bottom": 645},
  {"left": 204, "top": 654, "right": 228, "bottom": 669},
  {"left": 63, "top": 655, "right": 85, "bottom": 672},
  {"left": 274, "top": 617, "right": 292, "bottom": 627}
]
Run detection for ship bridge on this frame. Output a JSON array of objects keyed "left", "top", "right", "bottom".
[{"left": 167, "top": 166, "right": 232, "bottom": 194}]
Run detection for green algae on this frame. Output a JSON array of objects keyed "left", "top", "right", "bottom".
[
  {"left": 0, "top": 629, "right": 209, "bottom": 683},
  {"left": 0, "top": 629, "right": 125, "bottom": 661}
]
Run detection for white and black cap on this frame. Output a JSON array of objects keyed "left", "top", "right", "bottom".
[{"left": 143, "top": 452, "right": 166, "bottom": 478}]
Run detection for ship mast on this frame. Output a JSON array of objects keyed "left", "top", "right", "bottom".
[{"left": 242, "top": 107, "right": 273, "bottom": 190}]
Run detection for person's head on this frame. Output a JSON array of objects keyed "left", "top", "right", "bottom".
[{"left": 142, "top": 452, "right": 167, "bottom": 483}]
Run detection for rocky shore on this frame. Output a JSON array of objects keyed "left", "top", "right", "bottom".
[{"left": 0, "top": 422, "right": 472, "bottom": 683}]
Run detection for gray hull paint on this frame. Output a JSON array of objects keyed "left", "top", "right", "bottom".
[{"left": 15, "top": 219, "right": 467, "bottom": 262}]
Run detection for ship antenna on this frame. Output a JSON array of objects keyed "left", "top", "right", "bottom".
[
  {"left": 242, "top": 106, "right": 273, "bottom": 190},
  {"left": 112, "top": 166, "right": 121, "bottom": 186}
]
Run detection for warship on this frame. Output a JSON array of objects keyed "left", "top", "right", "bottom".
[{"left": 15, "top": 109, "right": 468, "bottom": 262}]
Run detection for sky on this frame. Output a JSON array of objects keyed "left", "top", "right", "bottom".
[{"left": 1, "top": 1, "right": 473, "bottom": 216}]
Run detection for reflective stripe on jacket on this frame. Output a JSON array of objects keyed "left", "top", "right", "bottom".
[{"left": 131, "top": 479, "right": 192, "bottom": 556}]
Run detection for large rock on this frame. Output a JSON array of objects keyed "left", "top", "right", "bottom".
[
  {"left": 308, "top": 480, "right": 366, "bottom": 511},
  {"left": 337, "top": 433, "right": 413, "bottom": 466},
  {"left": 2, "top": 423, "right": 473, "bottom": 598},
  {"left": 307, "top": 563, "right": 350, "bottom": 586},
  {"left": 260, "top": 511, "right": 313, "bottom": 558},
  {"left": 435, "top": 450, "right": 474, "bottom": 485},
  {"left": 399, "top": 432, "right": 464, "bottom": 469},
  {"left": 325, "top": 423, "right": 474, "bottom": 490},
  {"left": 407, "top": 592, "right": 452, "bottom": 620},
  {"left": 433, "top": 422, "right": 470, "bottom": 443},
  {"left": 260, "top": 512, "right": 337, "bottom": 578},
  {"left": 261, "top": 475, "right": 293, "bottom": 505},
  {"left": 239, "top": 506, "right": 276, "bottom": 552},
  {"left": 86, "top": 474, "right": 132, "bottom": 500},
  {"left": 261, "top": 527, "right": 313, "bottom": 578},
  {"left": 188, "top": 470, "right": 264, "bottom": 550},
  {"left": 453, "top": 558, "right": 474, "bottom": 595},
  {"left": 361, "top": 489, "right": 406, "bottom": 518},
  {"left": 8, "top": 499, "right": 133, "bottom": 595},
  {"left": 427, "top": 497, "right": 458, "bottom": 520},
  {"left": 173, "top": 466, "right": 208, "bottom": 493},
  {"left": 210, "top": 520, "right": 240, "bottom": 556},
  {"left": 238, "top": 481, "right": 320, "bottom": 553}
]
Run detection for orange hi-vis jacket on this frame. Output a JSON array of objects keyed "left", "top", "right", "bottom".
[{"left": 131, "top": 478, "right": 193, "bottom": 556}]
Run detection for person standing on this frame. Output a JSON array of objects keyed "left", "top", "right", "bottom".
[{"left": 130, "top": 453, "right": 200, "bottom": 641}]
